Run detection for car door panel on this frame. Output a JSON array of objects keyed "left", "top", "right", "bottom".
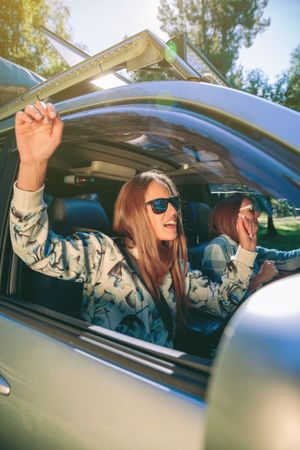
[{"left": 0, "top": 306, "right": 206, "bottom": 450}]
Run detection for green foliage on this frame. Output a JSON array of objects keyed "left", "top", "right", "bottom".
[
  {"left": 241, "top": 69, "right": 273, "bottom": 98},
  {"left": 231, "top": 44, "right": 300, "bottom": 112},
  {"left": 0, "top": 0, "right": 71, "bottom": 77},
  {"left": 258, "top": 217, "right": 300, "bottom": 251},
  {"left": 157, "top": 0, "right": 299, "bottom": 111},
  {"left": 230, "top": 67, "right": 289, "bottom": 104},
  {"left": 272, "top": 198, "right": 298, "bottom": 218},
  {"left": 158, "top": 0, "right": 270, "bottom": 76},
  {"left": 285, "top": 44, "right": 300, "bottom": 112}
]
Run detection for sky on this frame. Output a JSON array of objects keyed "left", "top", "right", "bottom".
[{"left": 66, "top": 0, "right": 300, "bottom": 83}]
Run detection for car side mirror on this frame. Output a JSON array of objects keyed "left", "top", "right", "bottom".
[{"left": 204, "top": 274, "right": 300, "bottom": 449}]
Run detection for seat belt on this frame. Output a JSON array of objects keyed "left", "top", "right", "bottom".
[{"left": 113, "top": 238, "right": 174, "bottom": 341}]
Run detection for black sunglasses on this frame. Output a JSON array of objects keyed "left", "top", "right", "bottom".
[{"left": 145, "top": 196, "right": 181, "bottom": 214}]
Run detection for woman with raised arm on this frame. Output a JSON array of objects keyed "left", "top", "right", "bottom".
[
  {"left": 10, "top": 101, "right": 258, "bottom": 348},
  {"left": 202, "top": 195, "right": 300, "bottom": 294}
]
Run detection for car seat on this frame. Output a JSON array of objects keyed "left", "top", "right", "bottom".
[
  {"left": 22, "top": 197, "right": 111, "bottom": 318},
  {"left": 177, "top": 201, "right": 226, "bottom": 358},
  {"left": 182, "top": 201, "right": 212, "bottom": 270},
  {"left": 48, "top": 197, "right": 111, "bottom": 236}
]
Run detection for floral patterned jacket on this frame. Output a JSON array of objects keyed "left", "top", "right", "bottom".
[{"left": 10, "top": 184, "right": 257, "bottom": 348}]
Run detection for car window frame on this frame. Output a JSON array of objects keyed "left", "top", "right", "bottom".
[{"left": 0, "top": 133, "right": 212, "bottom": 401}]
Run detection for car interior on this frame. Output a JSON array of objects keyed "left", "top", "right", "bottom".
[
  {"left": 18, "top": 174, "right": 226, "bottom": 358},
  {"left": 8, "top": 105, "right": 300, "bottom": 360}
]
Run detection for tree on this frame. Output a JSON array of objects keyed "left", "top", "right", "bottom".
[
  {"left": 158, "top": 0, "right": 270, "bottom": 76},
  {"left": 231, "top": 43, "right": 299, "bottom": 112},
  {"left": 239, "top": 68, "right": 273, "bottom": 98},
  {"left": 285, "top": 44, "right": 300, "bottom": 112},
  {"left": 231, "top": 67, "right": 288, "bottom": 104},
  {"left": 0, "top": 0, "right": 71, "bottom": 77}
]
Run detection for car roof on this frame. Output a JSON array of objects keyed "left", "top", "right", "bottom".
[
  {"left": 0, "top": 26, "right": 298, "bottom": 155},
  {"left": 56, "top": 80, "right": 300, "bottom": 152},
  {"left": 1, "top": 79, "right": 299, "bottom": 156}
]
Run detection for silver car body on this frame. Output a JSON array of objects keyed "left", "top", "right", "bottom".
[{"left": 0, "top": 29, "right": 299, "bottom": 450}]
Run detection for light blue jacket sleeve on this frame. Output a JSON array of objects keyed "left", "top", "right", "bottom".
[{"left": 256, "top": 246, "right": 300, "bottom": 272}]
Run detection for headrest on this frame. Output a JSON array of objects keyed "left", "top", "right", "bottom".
[
  {"left": 183, "top": 202, "right": 212, "bottom": 246},
  {"left": 48, "top": 197, "right": 111, "bottom": 236}
]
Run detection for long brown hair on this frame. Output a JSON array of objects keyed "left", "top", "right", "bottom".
[
  {"left": 113, "top": 170, "right": 188, "bottom": 322},
  {"left": 209, "top": 195, "right": 245, "bottom": 243}
]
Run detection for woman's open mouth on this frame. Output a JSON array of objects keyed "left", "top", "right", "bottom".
[{"left": 164, "top": 219, "right": 177, "bottom": 230}]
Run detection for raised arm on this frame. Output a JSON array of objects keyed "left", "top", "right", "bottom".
[
  {"left": 256, "top": 246, "right": 300, "bottom": 272},
  {"left": 11, "top": 103, "right": 106, "bottom": 285},
  {"left": 190, "top": 214, "right": 258, "bottom": 318},
  {"left": 15, "top": 101, "right": 63, "bottom": 191}
]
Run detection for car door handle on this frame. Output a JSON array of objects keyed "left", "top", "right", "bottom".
[{"left": 0, "top": 375, "right": 11, "bottom": 396}]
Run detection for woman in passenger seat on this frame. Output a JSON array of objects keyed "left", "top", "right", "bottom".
[
  {"left": 10, "top": 101, "right": 258, "bottom": 348},
  {"left": 202, "top": 196, "right": 300, "bottom": 294}
]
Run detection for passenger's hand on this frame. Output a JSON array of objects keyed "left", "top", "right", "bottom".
[
  {"left": 249, "top": 260, "right": 278, "bottom": 292},
  {"left": 236, "top": 213, "right": 258, "bottom": 251},
  {"left": 257, "top": 260, "right": 278, "bottom": 283},
  {"left": 15, "top": 102, "right": 63, "bottom": 164}
]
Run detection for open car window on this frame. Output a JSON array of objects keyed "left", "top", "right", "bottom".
[
  {"left": 2, "top": 98, "right": 298, "bottom": 362},
  {"left": 0, "top": 86, "right": 298, "bottom": 415}
]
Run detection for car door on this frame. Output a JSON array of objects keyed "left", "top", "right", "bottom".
[{"left": 0, "top": 129, "right": 208, "bottom": 450}]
